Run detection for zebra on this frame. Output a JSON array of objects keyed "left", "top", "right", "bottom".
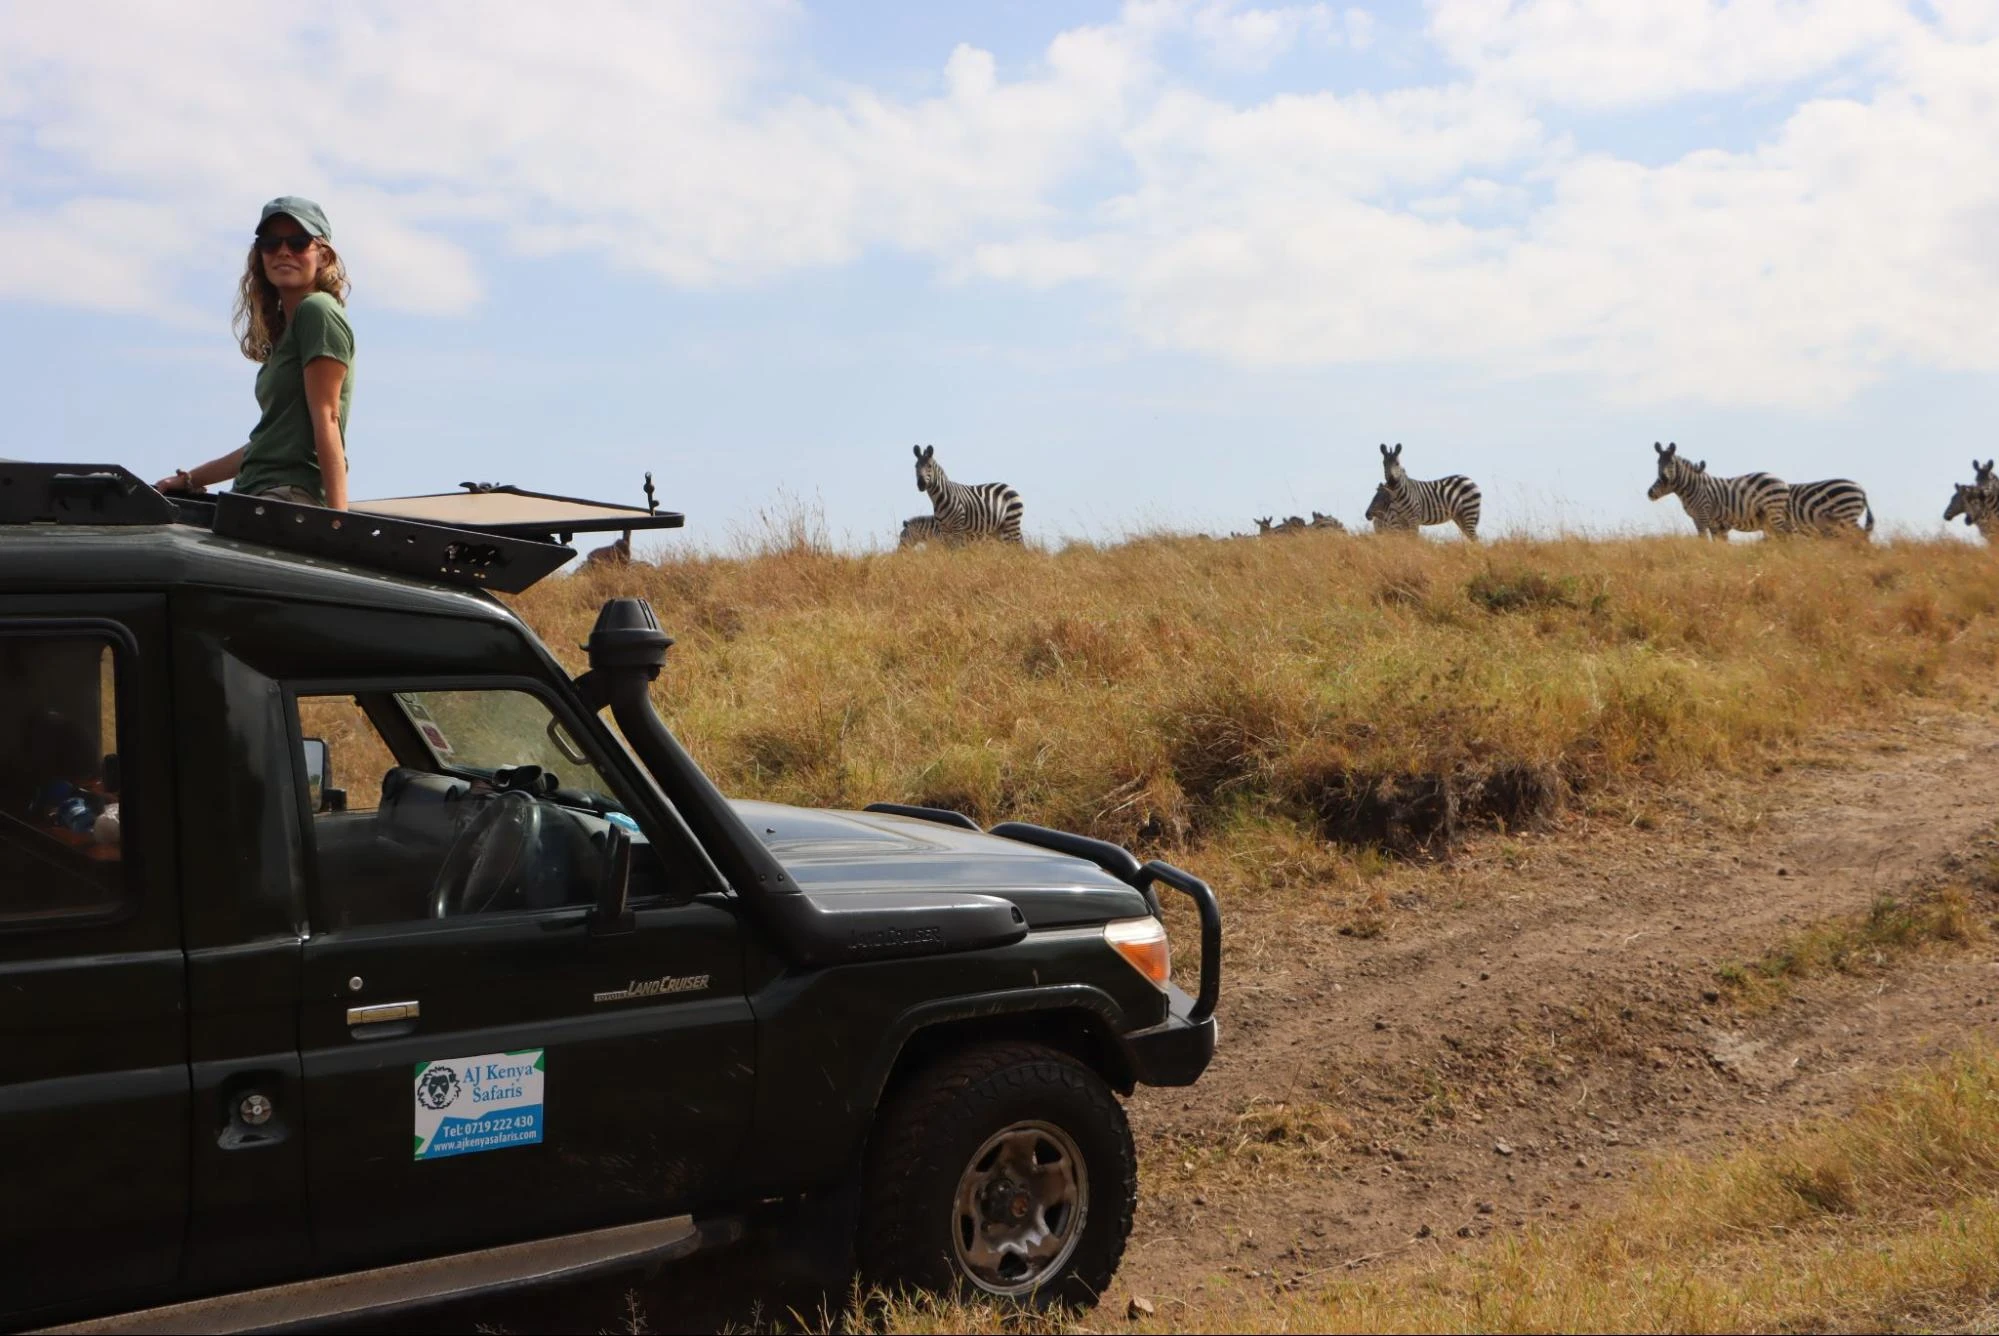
[
  {"left": 912, "top": 445, "right": 1024, "bottom": 543},
  {"left": 1378, "top": 443, "right": 1481, "bottom": 540},
  {"left": 1945, "top": 460, "right": 1998, "bottom": 541},
  {"left": 582, "top": 531, "right": 632, "bottom": 566},
  {"left": 1969, "top": 459, "right": 1998, "bottom": 508},
  {"left": 1365, "top": 483, "right": 1416, "bottom": 534},
  {"left": 1254, "top": 515, "right": 1306, "bottom": 535},
  {"left": 1944, "top": 484, "right": 1997, "bottom": 541},
  {"left": 897, "top": 515, "right": 960, "bottom": 548},
  {"left": 1309, "top": 511, "right": 1346, "bottom": 532},
  {"left": 1784, "top": 479, "right": 1874, "bottom": 539},
  {"left": 1645, "top": 441, "right": 1788, "bottom": 539}
]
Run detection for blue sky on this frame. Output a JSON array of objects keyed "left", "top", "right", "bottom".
[{"left": 3, "top": 1, "right": 1996, "bottom": 548}]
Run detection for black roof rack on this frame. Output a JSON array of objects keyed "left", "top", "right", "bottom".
[
  {"left": 0, "top": 462, "right": 679, "bottom": 595},
  {"left": 0, "top": 462, "right": 177, "bottom": 526},
  {"left": 213, "top": 492, "right": 575, "bottom": 593}
]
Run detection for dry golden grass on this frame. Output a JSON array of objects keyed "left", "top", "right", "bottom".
[
  {"left": 496, "top": 532, "right": 1999, "bottom": 1333},
  {"left": 1716, "top": 883, "right": 1988, "bottom": 1011},
  {"left": 841, "top": 1046, "right": 1999, "bottom": 1334},
  {"left": 520, "top": 530, "right": 1999, "bottom": 869}
]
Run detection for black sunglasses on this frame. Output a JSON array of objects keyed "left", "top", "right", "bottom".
[{"left": 255, "top": 234, "right": 317, "bottom": 254}]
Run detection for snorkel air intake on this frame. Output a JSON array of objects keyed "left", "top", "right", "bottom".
[{"left": 574, "top": 598, "right": 1025, "bottom": 967}]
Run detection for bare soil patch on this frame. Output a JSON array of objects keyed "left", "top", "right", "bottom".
[{"left": 1121, "top": 704, "right": 1999, "bottom": 1305}]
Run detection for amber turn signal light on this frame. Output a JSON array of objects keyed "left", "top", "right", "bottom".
[{"left": 1104, "top": 916, "right": 1171, "bottom": 990}]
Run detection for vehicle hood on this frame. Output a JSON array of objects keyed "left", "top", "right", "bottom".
[{"left": 733, "top": 801, "right": 1150, "bottom": 929}]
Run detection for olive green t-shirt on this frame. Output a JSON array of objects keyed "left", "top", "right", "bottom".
[{"left": 233, "top": 291, "right": 355, "bottom": 501}]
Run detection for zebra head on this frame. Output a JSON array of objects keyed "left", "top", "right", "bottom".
[
  {"left": 1945, "top": 483, "right": 1991, "bottom": 526},
  {"left": 1365, "top": 484, "right": 1392, "bottom": 529},
  {"left": 1379, "top": 442, "right": 1406, "bottom": 487},
  {"left": 1648, "top": 441, "right": 1696, "bottom": 500},
  {"left": 913, "top": 444, "right": 943, "bottom": 495},
  {"left": 1977, "top": 459, "right": 1996, "bottom": 489},
  {"left": 1254, "top": 516, "right": 1275, "bottom": 535}
]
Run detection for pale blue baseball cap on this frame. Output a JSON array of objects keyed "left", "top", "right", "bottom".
[{"left": 258, "top": 196, "right": 332, "bottom": 241}]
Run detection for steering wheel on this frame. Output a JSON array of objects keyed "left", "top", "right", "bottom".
[{"left": 431, "top": 791, "right": 545, "bottom": 919}]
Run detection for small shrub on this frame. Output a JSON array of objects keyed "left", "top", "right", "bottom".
[{"left": 1465, "top": 566, "right": 1581, "bottom": 613}]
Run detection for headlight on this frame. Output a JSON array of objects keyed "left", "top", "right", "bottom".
[{"left": 1104, "top": 916, "right": 1171, "bottom": 990}]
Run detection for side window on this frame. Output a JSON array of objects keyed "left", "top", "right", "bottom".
[
  {"left": 0, "top": 635, "right": 127, "bottom": 925},
  {"left": 296, "top": 688, "right": 640, "bottom": 931}
]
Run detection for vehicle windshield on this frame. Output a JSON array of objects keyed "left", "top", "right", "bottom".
[{"left": 395, "top": 690, "right": 603, "bottom": 791}]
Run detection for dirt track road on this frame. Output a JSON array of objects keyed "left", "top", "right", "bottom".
[
  {"left": 427, "top": 705, "right": 1999, "bottom": 1331},
  {"left": 1119, "top": 704, "right": 1999, "bottom": 1303}
]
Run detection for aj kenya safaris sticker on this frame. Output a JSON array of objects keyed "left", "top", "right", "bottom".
[{"left": 413, "top": 1050, "right": 545, "bottom": 1160}]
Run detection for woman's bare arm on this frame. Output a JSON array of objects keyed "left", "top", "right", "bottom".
[
  {"left": 303, "top": 355, "right": 349, "bottom": 511},
  {"left": 156, "top": 447, "right": 246, "bottom": 492}
]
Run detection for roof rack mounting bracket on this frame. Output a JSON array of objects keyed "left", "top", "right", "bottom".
[
  {"left": 0, "top": 463, "right": 175, "bottom": 526},
  {"left": 212, "top": 492, "right": 574, "bottom": 593}
]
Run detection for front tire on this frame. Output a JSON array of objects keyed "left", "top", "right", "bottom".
[{"left": 858, "top": 1042, "right": 1135, "bottom": 1308}]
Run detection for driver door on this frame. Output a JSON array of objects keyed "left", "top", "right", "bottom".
[{"left": 290, "top": 685, "right": 753, "bottom": 1272}]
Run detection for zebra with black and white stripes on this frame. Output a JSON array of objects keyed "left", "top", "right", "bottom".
[
  {"left": 1944, "top": 484, "right": 1996, "bottom": 542},
  {"left": 1378, "top": 444, "right": 1481, "bottom": 540},
  {"left": 1970, "top": 458, "right": 1997, "bottom": 513},
  {"left": 1944, "top": 459, "right": 1998, "bottom": 542},
  {"left": 912, "top": 444, "right": 1024, "bottom": 544},
  {"left": 1365, "top": 482, "right": 1416, "bottom": 534},
  {"left": 1646, "top": 442, "right": 1788, "bottom": 539},
  {"left": 1784, "top": 478, "right": 1874, "bottom": 539},
  {"left": 898, "top": 515, "right": 958, "bottom": 548}
]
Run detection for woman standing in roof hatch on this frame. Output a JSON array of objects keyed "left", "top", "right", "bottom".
[{"left": 157, "top": 196, "right": 354, "bottom": 510}]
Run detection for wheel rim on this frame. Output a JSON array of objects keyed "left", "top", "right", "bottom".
[{"left": 949, "top": 1120, "right": 1089, "bottom": 1296}]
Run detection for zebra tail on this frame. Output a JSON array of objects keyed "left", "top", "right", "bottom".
[{"left": 1863, "top": 504, "right": 1875, "bottom": 533}]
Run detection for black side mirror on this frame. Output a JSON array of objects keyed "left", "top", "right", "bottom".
[
  {"left": 591, "top": 824, "right": 636, "bottom": 936},
  {"left": 301, "top": 737, "right": 340, "bottom": 814}
]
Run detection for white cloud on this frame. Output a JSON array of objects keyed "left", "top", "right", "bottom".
[
  {"left": 0, "top": 199, "right": 206, "bottom": 314},
  {"left": 1188, "top": 2, "right": 1339, "bottom": 71},
  {"left": 1069, "top": 20, "right": 1999, "bottom": 406},
  {"left": 1426, "top": 0, "right": 1920, "bottom": 109},
  {"left": 1, "top": 0, "right": 1996, "bottom": 407}
]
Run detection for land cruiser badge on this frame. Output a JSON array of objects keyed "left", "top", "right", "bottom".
[
  {"left": 593, "top": 974, "right": 710, "bottom": 1004},
  {"left": 413, "top": 1050, "right": 544, "bottom": 1160}
]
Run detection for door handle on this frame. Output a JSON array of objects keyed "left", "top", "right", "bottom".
[{"left": 346, "top": 1000, "right": 420, "bottom": 1026}]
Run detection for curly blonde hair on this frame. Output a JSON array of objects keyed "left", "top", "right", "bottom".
[{"left": 233, "top": 238, "right": 350, "bottom": 362}]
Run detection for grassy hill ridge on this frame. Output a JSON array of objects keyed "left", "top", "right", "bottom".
[{"left": 522, "top": 531, "right": 1999, "bottom": 862}]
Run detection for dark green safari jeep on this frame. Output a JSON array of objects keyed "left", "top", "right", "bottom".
[{"left": 0, "top": 464, "right": 1218, "bottom": 1331}]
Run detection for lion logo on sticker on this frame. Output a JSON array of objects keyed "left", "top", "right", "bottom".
[{"left": 417, "top": 1065, "right": 461, "bottom": 1110}]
